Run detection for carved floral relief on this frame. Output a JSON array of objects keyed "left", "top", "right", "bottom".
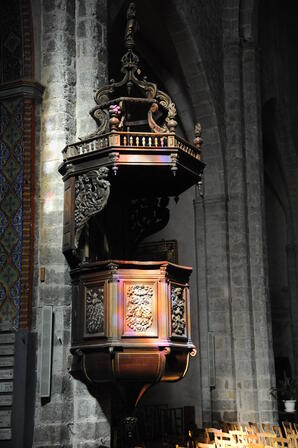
[
  {"left": 171, "top": 286, "right": 186, "bottom": 337},
  {"left": 126, "top": 285, "right": 153, "bottom": 332},
  {"left": 86, "top": 287, "right": 104, "bottom": 334}
]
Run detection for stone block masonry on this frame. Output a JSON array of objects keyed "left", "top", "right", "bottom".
[
  {"left": 32, "top": 0, "right": 110, "bottom": 446},
  {"left": 75, "top": 0, "right": 108, "bottom": 137}
]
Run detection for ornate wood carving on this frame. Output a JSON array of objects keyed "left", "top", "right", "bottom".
[
  {"left": 86, "top": 287, "right": 104, "bottom": 335},
  {"left": 125, "top": 2, "right": 138, "bottom": 50},
  {"left": 129, "top": 197, "right": 170, "bottom": 247},
  {"left": 194, "top": 122, "right": 203, "bottom": 149},
  {"left": 126, "top": 285, "right": 153, "bottom": 332},
  {"left": 60, "top": 0, "right": 201, "bottom": 415},
  {"left": 171, "top": 285, "right": 186, "bottom": 337},
  {"left": 74, "top": 167, "right": 110, "bottom": 247},
  {"left": 134, "top": 240, "right": 178, "bottom": 263},
  {"left": 89, "top": 108, "right": 109, "bottom": 137},
  {"left": 87, "top": 0, "right": 178, "bottom": 138}
]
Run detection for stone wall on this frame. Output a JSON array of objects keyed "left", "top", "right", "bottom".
[{"left": 32, "top": 0, "right": 110, "bottom": 446}]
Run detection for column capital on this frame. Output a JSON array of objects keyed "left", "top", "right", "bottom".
[{"left": 0, "top": 79, "right": 44, "bottom": 101}]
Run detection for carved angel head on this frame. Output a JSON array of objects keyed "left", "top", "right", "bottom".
[{"left": 98, "top": 166, "right": 109, "bottom": 178}]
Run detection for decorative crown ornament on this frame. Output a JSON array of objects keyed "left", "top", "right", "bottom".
[{"left": 87, "top": 0, "right": 179, "bottom": 137}]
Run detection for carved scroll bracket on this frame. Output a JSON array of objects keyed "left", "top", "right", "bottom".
[{"left": 74, "top": 167, "right": 110, "bottom": 248}]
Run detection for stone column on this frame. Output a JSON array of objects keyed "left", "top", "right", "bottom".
[
  {"left": 194, "top": 194, "right": 210, "bottom": 425},
  {"left": 224, "top": 40, "right": 259, "bottom": 423},
  {"left": 75, "top": 0, "right": 108, "bottom": 138},
  {"left": 72, "top": 1, "right": 111, "bottom": 446},
  {"left": 286, "top": 243, "right": 298, "bottom": 383},
  {"left": 33, "top": 0, "right": 111, "bottom": 446},
  {"left": 33, "top": 0, "right": 76, "bottom": 445},
  {"left": 194, "top": 193, "right": 237, "bottom": 425},
  {"left": 222, "top": 36, "right": 276, "bottom": 422},
  {"left": 241, "top": 39, "right": 277, "bottom": 422}
]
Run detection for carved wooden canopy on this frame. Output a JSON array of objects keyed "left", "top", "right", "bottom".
[{"left": 58, "top": 2, "right": 205, "bottom": 267}]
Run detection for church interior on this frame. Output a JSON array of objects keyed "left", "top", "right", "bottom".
[{"left": 0, "top": 0, "right": 298, "bottom": 446}]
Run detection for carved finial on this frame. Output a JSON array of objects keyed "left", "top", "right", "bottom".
[
  {"left": 109, "top": 104, "right": 121, "bottom": 130},
  {"left": 125, "top": 2, "right": 138, "bottom": 50},
  {"left": 166, "top": 102, "right": 178, "bottom": 132},
  {"left": 194, "top": 122, "right": 203, "bottom": 149}
]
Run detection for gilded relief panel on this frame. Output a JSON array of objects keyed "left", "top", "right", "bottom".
[{"left": 123, "top": 282, "right": 158, "bottom": 337}]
